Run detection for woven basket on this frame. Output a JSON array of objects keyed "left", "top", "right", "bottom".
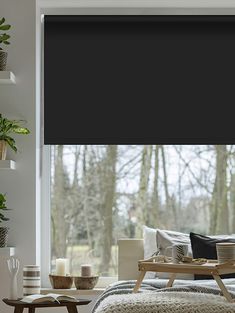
[
  {"left": 0, "top": 140, "right": 7, "bottom": 160},
  {"left": 0, "top": 51, "right": 7, "bottom": 70},
  {"left": 0, "top": 227, "right": 9, "bottom": 247}
]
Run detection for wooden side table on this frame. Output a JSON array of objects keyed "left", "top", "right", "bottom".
[
  {"left": 133, "top": 258, "right": 235, "bottom": 302},
  {"left": 2, "top": 298, "right": 91, "bottom": 313}
]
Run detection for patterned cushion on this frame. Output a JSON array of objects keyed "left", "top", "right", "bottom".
[{"left": 156, "top": 229, "right": 194, "bottom": 280}]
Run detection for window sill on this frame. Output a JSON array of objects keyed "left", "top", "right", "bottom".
[
  {"left": 41, "top": 276, "right": 118, "bottom": 291},
  {"left": 40, "top": 287, "right": 105, "bottom": 296}
]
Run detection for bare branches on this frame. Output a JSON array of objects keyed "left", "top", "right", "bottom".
[{"left": 174, "top": 145, "right": 213, "bottom": 194}]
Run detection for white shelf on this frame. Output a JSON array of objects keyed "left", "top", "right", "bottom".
[
  {"left": 0, "top": 160, "right": 16, "bottom": 169},
  {"left": 0, "top": 71, "right": 16, "bottom": 84},
  {"left": 0, "top": 247, "right": 15, "bottom": 257}
]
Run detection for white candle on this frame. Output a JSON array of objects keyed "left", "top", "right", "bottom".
[
  {"left": 55, "top": 258, "right": 69, "bottom": 276},
  {"left": 81, "top": 264, "right": 92, "bottom": 276},
  {"left": 65, "top": 259, "right": 70, "bottom": 275}
]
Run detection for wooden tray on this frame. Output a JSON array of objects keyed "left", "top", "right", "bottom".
[{"left": 133, "top": 257, "right": 235, "bottom": 303}]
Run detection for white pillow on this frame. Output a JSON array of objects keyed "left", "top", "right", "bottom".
[
  {"left": 156, "top": 229, "right": 194, "bottom": 280},
  {"left": 143, "top": 225, "right": 158, "bottom": 278},
  {"left": 143, "top": 226, "right": 194, "bottom": 280},
  {"left": 143, "top": 225, "right": 158, "bottom": 258}
]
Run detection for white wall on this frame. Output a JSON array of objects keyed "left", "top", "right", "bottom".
[
  {"left": 0, "top": 1, "right": 37, "bottom": 312},
  {"left": 0, "top": 3, "right": 98, "bottom": 312},
  {"left": 2, "top": 1, "right": 235, "bottom": 312}
]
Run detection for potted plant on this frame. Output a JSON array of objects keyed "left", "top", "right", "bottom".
[
  {"left": 0, "top": 193, "right": 10, "bottom": 247},
  {"left": 0, "top": 113, "right": 30, "bottom": 160},
  {"left": 0, "top": 17, "right": 11, "bottom": 71}
]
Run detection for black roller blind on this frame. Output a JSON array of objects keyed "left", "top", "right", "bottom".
[{"left": 44, "top": 15, "right": 235, "bottom": 144}]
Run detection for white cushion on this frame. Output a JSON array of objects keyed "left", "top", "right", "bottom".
[
  {"left": 143, "top": 225, "right": 158, "bottom": 258},
  {"left": 143, "top": 225, "right": 158, "bottom": 278},
  {"left": 156, "top": 229, "right": 194, "bottom": 280},
  {"left": 143, "top": 226, "right": 194, "bottom": 280}
]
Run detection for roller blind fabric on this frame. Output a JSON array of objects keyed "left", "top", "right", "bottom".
[{"left": 44, "top": 15, "right": 235, "bottom": 144}]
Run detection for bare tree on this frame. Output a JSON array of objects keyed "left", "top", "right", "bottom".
[
  {"left": 230, "top": 173, "right": 235, "bottom": 233},
  {"left": 99, "top": 145, "right": 118, "bottom": 275},
  {"left": 210, "top": 145, "right": 229, "bottom": 234},
  {"left": 160, "top": 145, "right": 170, "bottom": 209},
  {"left": 136, "top": 145, "right": 153, "bottom": 235},
  {"left": 151, "top": 145, "right": 160, "bottom": 226},
  {"left": 52, "top": 145, "right": 69, "bottom": 257},
  {"left": 160, "top": 145, "right": 178, "bottom": 227}
]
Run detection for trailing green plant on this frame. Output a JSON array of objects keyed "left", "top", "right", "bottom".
[
  {"left": 0, "top": 113, "right": 30, "bottom": 153},
  {"left": 0, "top": 17, "right": 11, "bottom": 50},
  {"left": 0, "top": 193, "right": 9, "bottom": 223}
]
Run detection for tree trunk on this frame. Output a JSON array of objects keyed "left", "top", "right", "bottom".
[
  {"left": 151, "top": 145, "right": 160, "bottom": 227},
  {"left": 72, "top": 146, "right": 80, "bottom": 189},
  {"left": 160, "top": 145, "right": 177, "bottom": 227},
  {"left": 230, "top": 173, "right": 235, "bottom": 233},
  {"left": 136, "top": 145, "right": 153, "bottom": 235},
  {"left": 82, "top": 145, "right": 92, "bottom": 250},
  {"left": 210, "top": 145, "right": 229, "bottom": 234},
  {"left": 99, "top": 145, "right": 118, "bottom": 275},
  {"left": 161, "top": 145, "right": 170, "bottom": 209},
  {"left": 53, "top": 145, "right": 67, "bottom": 257}
]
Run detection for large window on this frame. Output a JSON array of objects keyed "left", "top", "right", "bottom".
[{"left": 50, "top": 145, "right": 235, "bottom": 276}]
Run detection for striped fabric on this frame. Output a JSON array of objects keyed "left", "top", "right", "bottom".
[{"left": 23, "top": 265, "right": 40, "bottom": 296}]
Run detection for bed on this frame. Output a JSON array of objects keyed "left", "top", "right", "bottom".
[{"left": 92, "top": 239, "right": 235, "bottom": 313}]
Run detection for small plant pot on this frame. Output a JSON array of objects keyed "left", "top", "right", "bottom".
[
  {"left": 74, "top": 276, "right": 99, "bottom": 290},
  {"left": 0, "top": 226, "right": 9, "bottom": 247},
  {"left": 0, "top": 51, "right": 8, "bottom": 71},
  {"left": 0, "top": 140, "right": 7, "bottom": 160},
  {"left": 49, "top": 274, "right": 73, "bottom": 289}
]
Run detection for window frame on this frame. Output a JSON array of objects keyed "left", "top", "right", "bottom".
[
  {"left": 38, "top": 1, "right": 235, "bottom": 288},
  {"left": 41, "top": 145, "right": 51, "bottom": 287}
]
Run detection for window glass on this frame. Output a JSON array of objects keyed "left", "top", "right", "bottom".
[{"left": 51, "top": 145, "right": 234, "bottom": 276}]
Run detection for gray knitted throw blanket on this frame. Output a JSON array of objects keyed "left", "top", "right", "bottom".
[{"left": 93, "top": 279, "right": 235, "bottom": 313}]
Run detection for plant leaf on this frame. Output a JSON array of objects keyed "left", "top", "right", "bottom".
[
  {"left": 0, "top": 24, "right": 11, "bottom": 30},
  {"left": 5, "top": 137, "right": 17, "bottom": 152},
  {"left": 12, "top": 127, "right": 30, "bottom": 134},
  {"left": 3, "top": 41, "right": 10, "bottom": 45},
  {"left": 0, "top": 216, "right": 9, "bottom": 222},
  {"left": 0, "top": 18, "right": 5, "bottom": 26},
  {"left": 1, "top": 34, "right": 10, "bottom": 40},
  {"left": 0, "top": 194, "right": 6, "bottom": 202}
]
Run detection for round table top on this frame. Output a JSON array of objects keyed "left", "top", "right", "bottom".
[{"left": 2, "top": 298, "right": 91, "bottom": 308}]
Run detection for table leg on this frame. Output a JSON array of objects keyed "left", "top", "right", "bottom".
[
  {"left": 133, "top": 271, "right": 146, "bottom": 293},
  {"left": 66, "top": 304, "right": 78, "bottom": 313},
  {"left": 213, "top": 275, "right": 234, "bottom": 303},
  {"left": 166, "top": 273, "right": 176, "bottom": 287},
  {"left": 28, "top": 308, "right": 35, "bottom": 313},
  {"left": 14, "top": 307, "right": 24, "bottom": 313}
]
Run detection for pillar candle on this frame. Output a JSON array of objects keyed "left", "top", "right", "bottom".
[
  {"left": 65, "top": 259, "right": 70, "bottom": 275},
  {"left": 81, "top": 264, "right": 92, "bottom": 276},
  {"left": 56, "top": 258, "right": 69, "bottom": 276}
]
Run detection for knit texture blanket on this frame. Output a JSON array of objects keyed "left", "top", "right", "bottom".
[{"left": 92, "top": 279, "right": 235, "bottom": 313}]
